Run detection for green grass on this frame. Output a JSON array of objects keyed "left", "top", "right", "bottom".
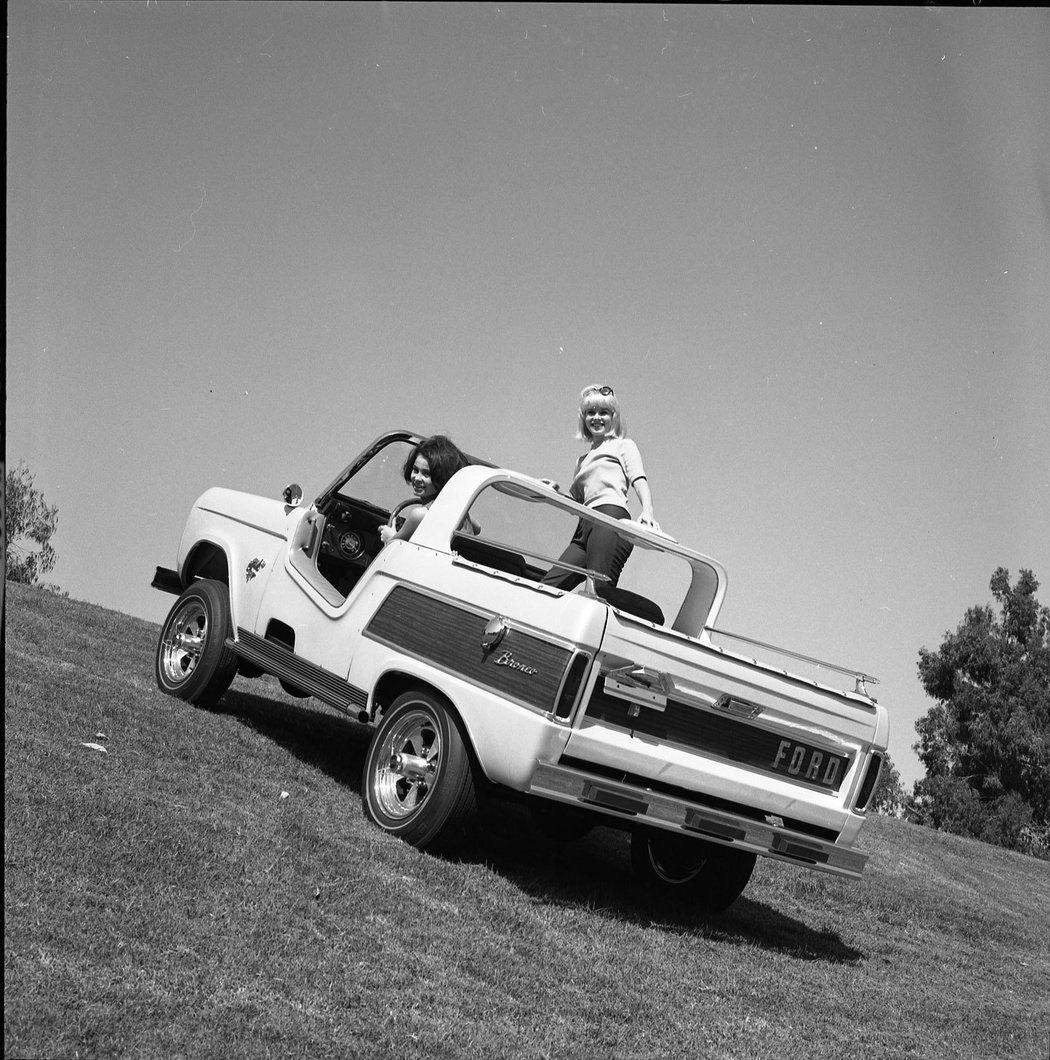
[{"left": 5, "top": 581, "right": 1049, "bottom": 1059}]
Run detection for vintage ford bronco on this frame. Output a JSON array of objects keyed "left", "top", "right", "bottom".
[{"left": 152, "top": 430, "right": 889, "bottom": 911}]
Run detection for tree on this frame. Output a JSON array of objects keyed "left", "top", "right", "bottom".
[
  {"left": 870, "top": 752, "right": 908, "bottom": 817},
  {"left": 913, "top": 568, "right": 1050, "bottom": 858},
  {"left": 5, "top": 462, "right": 60, "bottom": 588}
]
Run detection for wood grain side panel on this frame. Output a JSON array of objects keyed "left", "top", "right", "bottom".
[{"left": 365, "top": 586, "right": 571, "bottom": 711}]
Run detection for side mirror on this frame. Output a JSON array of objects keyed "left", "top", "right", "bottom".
[{"left": 282, "top": 483, "right": 303, "bottom": 506}]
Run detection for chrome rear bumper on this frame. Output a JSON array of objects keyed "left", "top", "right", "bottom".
[{"left": 528, "top": 760, "right": 869, "bottom": 878}]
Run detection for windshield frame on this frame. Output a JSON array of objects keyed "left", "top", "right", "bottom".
[{"left": 315, "top": 430, "right": 495, "bottom": 510}]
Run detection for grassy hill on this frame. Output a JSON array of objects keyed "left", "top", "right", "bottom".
[{"left": 5, "top": 581, "right": 1049, "bottom": 1059}]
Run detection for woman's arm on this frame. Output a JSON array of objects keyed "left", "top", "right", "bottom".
[
  {"left": 379, "top": 503, "right": 428, "bottom": 545},
  {"left": 620, "top": 438, "right": 658, "bottom": 528},
  {"left": 632, "top": 476, "right": 657, "bottom": 527}
]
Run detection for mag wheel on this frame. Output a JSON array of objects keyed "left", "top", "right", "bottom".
[
  {"left": 155, "top": 579, "right": 238, "bottom": 709},
  {"left": 631, "top": 830, "right": 756, "bottom": 912},
  {"left": 363, "top": 690, "right": 477, "bottom": 852}
]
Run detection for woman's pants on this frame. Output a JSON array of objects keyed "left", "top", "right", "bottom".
[{"left": 541, "top": 504, "right": 633, "bottom": 591}]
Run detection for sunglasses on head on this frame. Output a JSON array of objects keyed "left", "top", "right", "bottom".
[{"left": 586, "top": 385, "right": 614, "bottom": 396}]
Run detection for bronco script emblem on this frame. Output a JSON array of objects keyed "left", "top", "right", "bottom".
[
  {"left": 492, "top": 650, "right": 539, "bottom": 677},
  {"left": 245, "top": 558, "right": 266, "bottom": 582}
]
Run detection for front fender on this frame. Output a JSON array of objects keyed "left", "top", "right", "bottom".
[{"left": 177, "top": 488, "right": 299, "bottom": 633}]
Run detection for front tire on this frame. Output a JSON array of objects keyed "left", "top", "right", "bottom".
[
  {"left": 362, "top": 690, "right": 477, "bottom": 852},
  {"left": 631, "top": 830, "right": 756, "bottom": 912},
  {"left": 155, "top": 579, "right": 238, "bottom": 709}
]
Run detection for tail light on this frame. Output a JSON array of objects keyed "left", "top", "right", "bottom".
[
  {"left": 855, "top": 753, "right": 884, "bottom": 811},
  {"left": 555, "top": 653, "right": 591, "bottom": 719}
]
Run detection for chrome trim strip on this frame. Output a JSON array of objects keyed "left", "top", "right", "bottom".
[{"left": 197, "top": 507, "right": 287, "bottom": 540}]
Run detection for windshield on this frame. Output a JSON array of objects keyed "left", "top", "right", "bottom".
[{"left": 332, "top": 436, "right": 421, "bottom": 515}]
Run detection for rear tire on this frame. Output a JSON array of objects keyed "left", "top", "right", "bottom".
[
  {"left": 631, "top": 830, "right": 756, "bottom": 912},
  {"left": 362, "top": 690, "right": 477, "bottom": 852},
  {"left": 155, "top": 579, "right": 238, "bottom": 709}
]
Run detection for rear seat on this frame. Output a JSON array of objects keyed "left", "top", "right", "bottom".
[
  {"left": 597, "top": 586, "right": 664, "bottom": 625},
  {"left": 452, "top": 534, "right": 531, "bottom": 579}
]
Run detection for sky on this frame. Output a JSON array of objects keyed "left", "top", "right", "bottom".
[{"left": 7, "top": 2, "right": 1050, "bottom": 788}]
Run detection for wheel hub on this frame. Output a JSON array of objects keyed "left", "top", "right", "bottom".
[{"left": 371, "top": 709, "right": 441, "bottom": 821}]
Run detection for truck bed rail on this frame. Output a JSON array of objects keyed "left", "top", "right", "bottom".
[{"left": 705, "top": 626, "right": 879, "bottom": 697}]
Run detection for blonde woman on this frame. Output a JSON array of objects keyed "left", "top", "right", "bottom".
[{"left": 541, "top": 384, "right": 658, "bottom": 590}]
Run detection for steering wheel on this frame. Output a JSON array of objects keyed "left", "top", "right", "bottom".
[
  {"left": 386, "top": 498, "right": 422, "bottom": 528},
  {"left": 379, "top": 498, "right": 426, "bottom": 546}
]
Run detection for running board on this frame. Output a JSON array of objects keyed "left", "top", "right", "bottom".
[{"left": 227, "top": 628, "right": 369, "bottom": 717}]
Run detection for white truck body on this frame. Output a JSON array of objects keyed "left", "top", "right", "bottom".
[{"left": 154, "top": 431, "right": 888, "bottom": 908}]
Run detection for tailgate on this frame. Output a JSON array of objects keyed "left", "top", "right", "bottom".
[{"left": 561, "top": 610, "right": 883, "bottom": 835}]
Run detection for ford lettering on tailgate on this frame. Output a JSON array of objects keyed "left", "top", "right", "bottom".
[
  {"left": 771, "top": 739, "right": 850, "bottom": 788},
  {"left": 584, "top": 686, "right": 853, "bottom": 792}
]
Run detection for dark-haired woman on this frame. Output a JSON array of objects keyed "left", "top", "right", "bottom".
[{"left": 379, "top": 435, "right": 477, "bottom": 546}]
